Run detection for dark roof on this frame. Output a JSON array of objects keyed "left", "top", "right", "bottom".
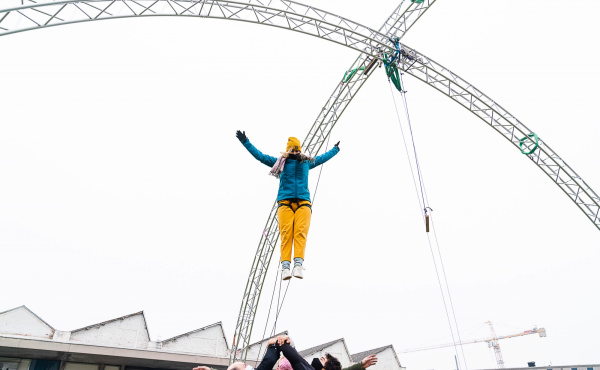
[
  {"left": 162, "top": 322, "right": 223, "bottom": 343},
  {"left": 351, "top": 345, "right": 393, "bottom": 363},
  {"left": 0, "top": 305, "right": 55, "bottom": 332},
  {"left": 299, "top": 338, "right": 344, "bottom": 357}
]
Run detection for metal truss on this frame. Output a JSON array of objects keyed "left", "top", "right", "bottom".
[
  {"left": 395, "top": 44, "right": 600, "bottom": 231},
  {"left": 303, "top": 0, "right": 437, "bottom": 156},
  {"left": 0, "top": 0, "right": 400, "bottom": 58},
  {"left": 2, "top": 0, "right": 599, "bottom": 364}
]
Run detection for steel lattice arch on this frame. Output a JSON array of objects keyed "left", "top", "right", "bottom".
[{"left": 2, "top": 0, "right": 599, "bottom": 363}]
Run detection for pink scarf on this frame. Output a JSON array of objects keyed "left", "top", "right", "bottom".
[
  {"left": 269, "top": 156, "right": 287, "bottom": 178},
  {"left": 269, "top": 154, "right": 314, "bottom": 178}
]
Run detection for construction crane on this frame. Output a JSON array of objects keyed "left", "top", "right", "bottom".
[{"left": 398, "top": 321, "right": 547, "bottom": 368}]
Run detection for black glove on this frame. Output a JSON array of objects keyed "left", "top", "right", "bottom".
[
  {"left": 334, "top": 141, "right": 340, "bottom": 150},
  {"left": 236, "top": 130, "right": 248, "bottom": 143}
]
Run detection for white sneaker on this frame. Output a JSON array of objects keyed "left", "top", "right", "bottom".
[
  {"left": 282, "top": 268, "right": 292, "bottom": 280},
  {"left": 292, "top": 265, "right": 304, "bottom": 279}
]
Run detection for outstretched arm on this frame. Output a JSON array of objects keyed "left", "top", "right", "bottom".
[
  {"left": 342, "top": 354, "right": 378, "bottom": 370},
  {"left": 236, "top": 130, "right": 278, "bottom": 168},
  {"left": 309, "top": 142, "right": 340, "bottom": 169}
]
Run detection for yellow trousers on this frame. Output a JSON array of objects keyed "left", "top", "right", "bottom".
[{"left": 277, "top": 199, "right": 312, "bottom": 262}]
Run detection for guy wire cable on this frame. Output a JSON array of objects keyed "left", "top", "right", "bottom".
[
  {"left": 397, "top": 71, "right": 469, "bottom": 370},
  {"left": 387, "top": 78, "right": 466, "bottom": 370},
  {"left": 254, "top": 259, "right": 284, "bottom": 363},
  {"left": 270, "top": 278, "right": 291, "bottom": 336}
]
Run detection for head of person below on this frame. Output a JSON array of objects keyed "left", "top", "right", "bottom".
[{"left": 311, "top": 354, "right": 342, "bottom": 370}]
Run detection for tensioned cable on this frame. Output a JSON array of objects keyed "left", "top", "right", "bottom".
[
  {"left": 311, "top": 85, "right": 339, "bottom": 205},
  {"left": 270, "top": 278, "right": 291, "bottom": 336},
  {"left": 387, "top": 79, "right": 466, "bottom": 370},
  {"left": 311, "top": 132, "right": 333, "bottom": 205},
  {"left": 397, "top": 72, "right": 469, "bottom": 370},
  {"left": 254, "top": 263, "right": 284, "bottom": 363}
]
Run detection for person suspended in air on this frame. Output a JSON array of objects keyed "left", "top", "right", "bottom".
[{"left": 236, "top": 130, "right": 340, "bottom": 280}]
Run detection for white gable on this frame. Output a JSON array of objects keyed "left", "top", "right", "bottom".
[
  {"left": 161, "top": 323, "right": 228, "bottom": 356},
  {"left": 245, "top": 331, "right": 288, "bottom": 361},
  {"left": 302, "top": 341, "right": 352, "bottom": 368},
  {"left": 0, "top": 306, "right": 54, "bottom": 339},
  {"left": 371, "top": 347, "right": 403, "bottom": 370},
  {"left": 245, "top": 338, "right": 271, "bottom": 361},
  {"left": 70, "top": 312, "right": 150, "bottom": 349}
]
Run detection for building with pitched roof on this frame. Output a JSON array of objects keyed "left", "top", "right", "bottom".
[
  {"left": 5, "top": 305, "right": 597, "bottom": 370},
  {"left": 351, "top": 345, "right": 402, "bottom": 370},
  {"left": 298, "top": 339, "right": 352, "bottom": 368}
]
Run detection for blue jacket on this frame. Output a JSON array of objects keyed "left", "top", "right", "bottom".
[{"left": 241, "top": 139, "right": 340, "bottom": 202}]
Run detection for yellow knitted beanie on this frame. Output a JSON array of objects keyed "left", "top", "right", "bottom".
[{"left": 286, "top": 137, "right": 301, "bottom": 152}]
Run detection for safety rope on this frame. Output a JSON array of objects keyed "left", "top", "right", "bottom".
[
  {"left": 388, "top": 75, "right": 469, "bottom": 370},
  {"left": 271, "top": 277, "right": 291, "bottom": 336},
  {"left": 311, "top": 132, "right": 332, "bottom": 205},
  {"left": 254, "top": 264, "right": 284, "bottom": 363}
]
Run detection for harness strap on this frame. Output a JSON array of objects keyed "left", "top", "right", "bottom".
[
  {"left": 277, "top": 200, "right": 312, "bottom": 213},
  {"left": 297, "top": 203, "right": 312, "bottom": 213}
]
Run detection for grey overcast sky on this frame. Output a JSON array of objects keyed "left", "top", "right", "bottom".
[{"left": 1, "top": 1, "right": 599, "bottom": 370}]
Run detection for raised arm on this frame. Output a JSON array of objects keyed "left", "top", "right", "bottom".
[
  {"left": 236, "top": 130, "right": 278, "bottom": 167},
  {"left": 256, "top": 343, "right": 281, "bottom": 370},
  {"left": 342, "top": 354, "right": 378, "bottom": 370},
  {"left": 279, "top": 343, "right": 313, "bottom": 370},
  {"left": 269, "top": 336, "right": 312, "bottom": 370},
  {"left": 309, "top": 141, "right": 340, "bottom": 169}
]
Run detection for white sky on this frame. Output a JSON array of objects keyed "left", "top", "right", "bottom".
[{"left": 1, "top": 1, "right": 599, "bottom": 370}]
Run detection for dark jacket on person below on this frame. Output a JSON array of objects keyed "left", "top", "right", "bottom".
[
  {"left": 256, "top": 345, "right": 280, "bottom": 370},
  {"left": 277, "top": 343, "right": 362, "bottom": 370}
]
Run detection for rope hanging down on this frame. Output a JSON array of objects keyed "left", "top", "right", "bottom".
[{"left": 388, "top": 75, "right": 469, "bottom": 370}]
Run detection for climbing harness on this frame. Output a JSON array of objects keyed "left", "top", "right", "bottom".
[
  {"left": 519, "top": 132, "right": 539, "bottom": 155},
  {"left": 277, "top": 199, "right": 312, "bottom": 213}
]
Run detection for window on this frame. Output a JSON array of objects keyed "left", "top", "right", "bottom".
[
  {"left": 31, "top": 360, "right": 60, "bottom": 370},
  {"left": 64, "top": 363, "right": 99, "bottom": 370}
]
